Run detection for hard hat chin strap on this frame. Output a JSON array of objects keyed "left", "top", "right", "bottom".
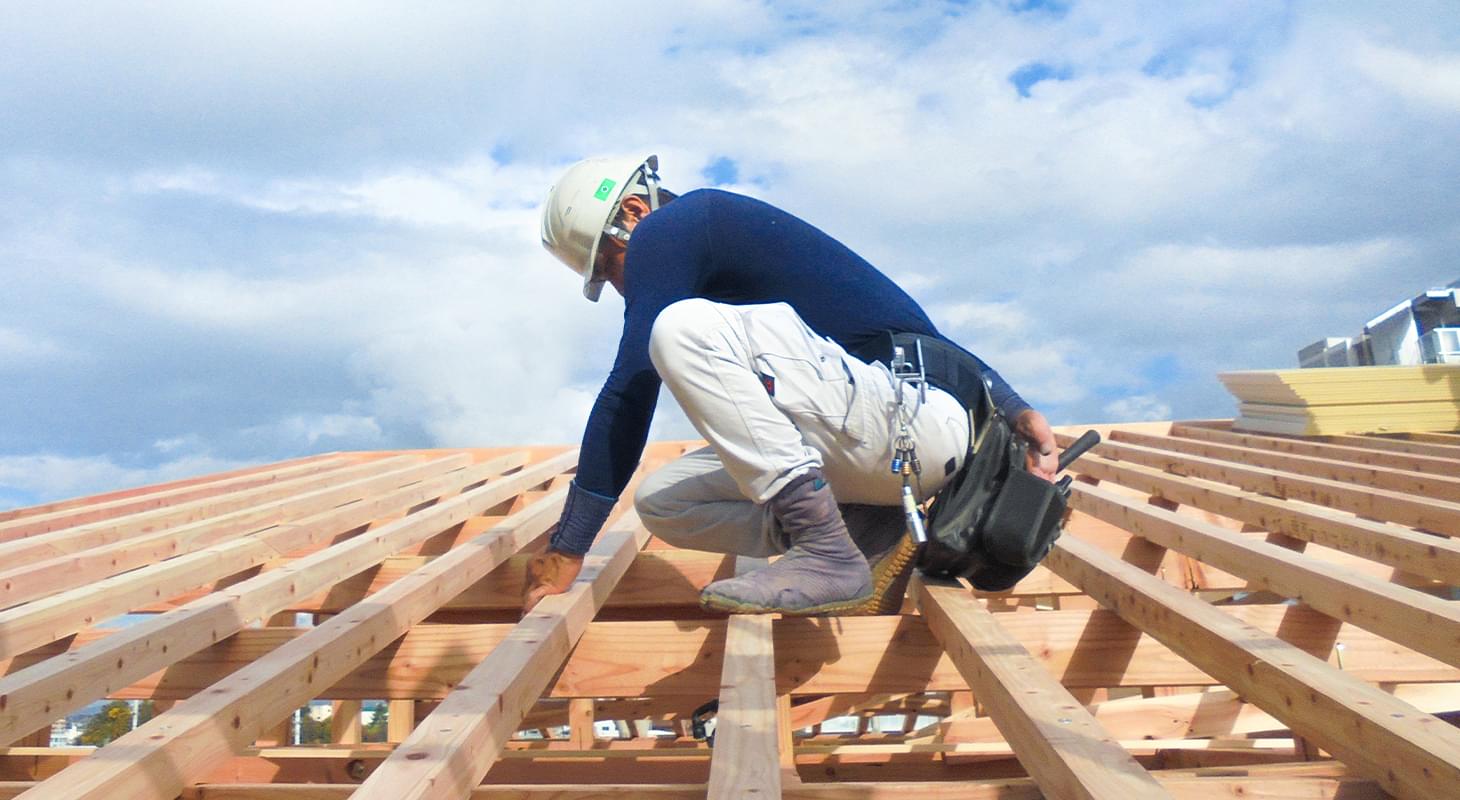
[{"left": 600, "top": 162, "right": 662, "bottom": 246}]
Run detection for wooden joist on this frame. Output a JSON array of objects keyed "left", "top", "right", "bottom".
[
  {"left": 707, "top": 557, "right": 786, "bottom": 798},
  {"left": 1110, "top": 428, "right": 1460, "bottom": 502},
  {"left": 1069, "top": 450, "right": 1460, "bottom": 584},
  {"left": 0, "top": 451, "right": 524, "bottom": 665},
  {"left": 1045, "top": 534, "right": 1460, "bottom": 799},
  {"left": 1170, "top": 422, "right": 1460, "bottom": 474},
  {"left": 1056, "top": 431, "right": 1460, "bottom": 535},
  {"left": 0, "top": 423, "right": 1454, "bottom": 797},
  {"left": 0, "top": 455, "right": 416, "bottom": 566},
  {"left": 15, "top": 484, "right": 570, "bottom": 798},
  {"left": 1070, "top": 480, "right": 1460, "bottom": 669},
  {"left": 0, "top": 450, "right": 572, "bottom": 747},
  {"left": 911, "top": 576, "right": 1170, "bottom": 799},
  {"left": 350, "top": 509, "right": 651, "bottom": 800},
  {"left": 0, "top": 454, "right": 351, "bottom": 537}
]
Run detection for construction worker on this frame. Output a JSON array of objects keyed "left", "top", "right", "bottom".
[{"left": 524, "top": 155, "right": 1057, "bottom": 615}]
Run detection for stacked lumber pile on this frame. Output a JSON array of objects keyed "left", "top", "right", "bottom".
[{"left": 1219, "top": 364, "right": 1460, "bottom": 435}]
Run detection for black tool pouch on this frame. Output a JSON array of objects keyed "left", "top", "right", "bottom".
[
  {"left": 918, "top": 397, "right": 1068, "bottom": 591},
  {"left": 860, "top": 332, "right": 1070, "bottom": 592}
]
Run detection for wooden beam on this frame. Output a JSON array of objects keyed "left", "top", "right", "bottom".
[
  {"left": 1045, "top": 533, "right": 1460, "bottom": 799},
  {"left": 1071, "top": 480, "right": 1460, "bottom": 669},
  {"left": 0, "top": 455, "right": 466, "bottom": 610},
  {"left": 943, "top": 683, "right": 1460, "bottom": 744},
  {"left": 0, "top": 456, "right": 419, "bottom": 568},
  {"left": 44, "top": 604, "right": 1456, "bottom": 703},
  {"left": 567, "top": 699, "right": 595, "bottom": 749},
  {"left": 1110, "top": 428, "right": 1460, "bottom": 502},
  {"left": 0, "top": 452, "right": 513, "bottom": 661},
  {"left": 14, "top": 487, "right": 569, "bottom": 799},
  {"left": 707, "top": 556, "right": 784, "bottom": 798},
  {"left": 114, "top": 772, "right": 1393, "bottom": 799},
  {"left": 912, "top": 576, "right": 1169, "bottom": 799},
  {"left": 1319, "top": 432, "right": 1460, "bottom": 459},
  {"left": 329, "top": 701, "right": 361, "bottom": 745},
  {"left": 1170, "top": 423, "right": 1460, "bottom": 474},
  {"left": 1070, "top": 451, "right": 1460, "bottom": 584},
  {"left": 347, "top": 509, "right": 651, "bottom": 800},
  {"left": 1056, "top": 432, "right": 1460, "bottom": 535},
  {"left": 0, "top": 451, "right": 574, "bottom": 747},
  {"left": 0, "top": 454, "right": 349, "bottom": 537}
]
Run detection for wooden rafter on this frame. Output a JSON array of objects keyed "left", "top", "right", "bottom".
[
  {"left": 707, "top": 557, "right": 786, "bottom": 798},
  {"left": 912, "top": 576, "right": 1170, "bottom": 799},
  {"left": 1046, "top": 534, "right": 1460, "bottom": 799},
  {"left": 0, "top": 420, "right": 1455, "bottom": 797},
  {"left": 16, "top": 474, "right": 573, "bottom": 799},
  {"left": 349, "top": 508, "right": 651, "bottom": 799}
]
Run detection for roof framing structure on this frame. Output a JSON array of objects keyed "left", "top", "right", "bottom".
[{"left": 0, "top": 421, "right": 1455, "bottom": 798}]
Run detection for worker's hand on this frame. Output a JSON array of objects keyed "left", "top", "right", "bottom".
[
  {"left": 1014, "top": 409, "right": 1059, "bottom": 482},
  {"left": 522, "top": 547, "right": 584, "bottom": 615}
]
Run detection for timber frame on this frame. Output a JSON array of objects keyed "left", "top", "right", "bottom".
[{"left": 0, "top": 421, "right": 1457, "bottom": 798}]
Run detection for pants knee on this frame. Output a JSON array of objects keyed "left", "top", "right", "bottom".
[{"left": 649, "top": 298, "right": 720, "bottom": 375}]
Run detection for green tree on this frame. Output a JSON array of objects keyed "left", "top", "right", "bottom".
[
  {"left": 362, "top": 702, "right": 388, "bottom": 743},
  {"left": 298, "top": 708, "right": 331, "bottom": 744},
  {"left": 79, "top": 701, "right": 154, "bottom": 746}
]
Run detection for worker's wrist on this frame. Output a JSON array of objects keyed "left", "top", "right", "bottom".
[{"left": 548, "top": 480, "right": 616, "bottom": 556}]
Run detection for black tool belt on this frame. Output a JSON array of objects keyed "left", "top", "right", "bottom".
[
  {"left": 855, "top": 331, "right": 994, "bottom": 432},
  {"left": 855, "top": 331, "right": 1068, "bottom": 591}
]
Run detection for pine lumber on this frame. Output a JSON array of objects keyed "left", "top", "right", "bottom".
[
  {"left": 1169, "top": 422, "right": 1460, "bottom": 474},
  {"left": 706, "top": 556, "right": 785, "bottom": 799},
  {"left": 1071, "top": 480, "right": 1460, "bottom": 668},
  {"left": 1045, "top": 534, "right": 1460, "bottom": 800},
  {"left": 13, "top": 485, "right": 570, "bottom": 799},
  {"left": 0, "top": 451, "right": 574, "bottom": 747},
  {"left": 1067, "top": 451, "right": 1460, "bottom": 585},
  {"left": 0, "top": 454, "right": 469, "bottom": 611},
  {"left": 1220, "top": 365, "right": 1460, "bottom": 435},
  {"left": 941, "top": 683, "right": 1460, "bottom": 744},
  {"left": 5, "top": 773, "right": 1390, "bottom": 799},
  {"left": 0, "top": 452, "right": 524, "bottom": 664},
  {"left": 351, "top": 509, "right": 651, "bottom": 800},
  {"left": 911, "top": 576, "right": 1170, "bottom": 799},
  {"left": 0, "top": 455, "right": 412, "bottom": 555},
  {"left": 1318, "top": 431, "right": 1460, "bottom": 459},
  {"left": 1054, "top": 431, "right": 1460, "bottom": 535},
  {"left": 62, "top": 607, "right": 1455, "bottom": 703},
  {"left": 1110, "top": 428, "right": 1460, "bottom": 501},
  {"left": 0, "top": 454, "right": 349, "bottom": 534},
  {"left": 1220, "top": 365, "right": 1460, "bottom": 403}
]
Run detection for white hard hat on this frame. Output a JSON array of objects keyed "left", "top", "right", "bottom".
[{"left": 540, "top": 155, "right": 660, "bottom": 302}]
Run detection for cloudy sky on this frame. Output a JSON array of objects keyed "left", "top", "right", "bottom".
[{"left": 2, "top": 0, "right": 1458, "bottom": 509}]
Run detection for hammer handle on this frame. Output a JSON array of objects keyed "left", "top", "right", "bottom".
[{"left": 1057, "top": 429, "right": 1102, "bottom": 473}]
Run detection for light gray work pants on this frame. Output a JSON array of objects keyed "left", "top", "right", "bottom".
[{"left": 635, "top": 299, "right": 969, "bottom": 557}]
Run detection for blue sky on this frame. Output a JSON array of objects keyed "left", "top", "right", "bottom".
[{"left": 2, "top": 0, "right": 1459, "bottom": 508}]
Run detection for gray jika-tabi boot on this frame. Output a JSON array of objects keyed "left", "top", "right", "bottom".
[{"left": 700, "top": 469, "right": 873, "bottom": 615}]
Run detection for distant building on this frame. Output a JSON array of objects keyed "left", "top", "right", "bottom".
[{"left": 1300, "top": 279, "right": 1460, "bottom": 367}]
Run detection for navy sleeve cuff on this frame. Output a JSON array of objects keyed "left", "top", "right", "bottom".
[
  {"left": 998, "top": 395, "right": 1033, "bottom": 422},
  {"left": 549, "top": 480, "right": 618, "bottom": 556}
]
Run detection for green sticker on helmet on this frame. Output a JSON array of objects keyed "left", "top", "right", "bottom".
[{"left": 593, "top": 178, "right": 616, "bottom": 201}]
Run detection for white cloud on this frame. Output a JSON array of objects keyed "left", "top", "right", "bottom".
[
  {"left": 2, "top": 1, "right": 1459, "bottom": 481},
  {"left": 0, "top": 327, "right": 71, "bottom": 365},
  {"left": 1103, "top": 394, "right": 1174, "bottom": 423},
  {"left": 1354, "top": 41, "right": 1460, "bottom": 111}
]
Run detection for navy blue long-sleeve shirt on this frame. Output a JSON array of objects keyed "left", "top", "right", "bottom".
[{"left": 550, "top": 189, "right": 1030, "bottom": 554}]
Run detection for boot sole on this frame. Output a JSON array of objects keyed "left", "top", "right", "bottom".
[
  {"left": 846, "top": 532, "right": 919, "bottom": 616},
  {"left": 699, "top": 589, "right": 875, "bottom": 617}
]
